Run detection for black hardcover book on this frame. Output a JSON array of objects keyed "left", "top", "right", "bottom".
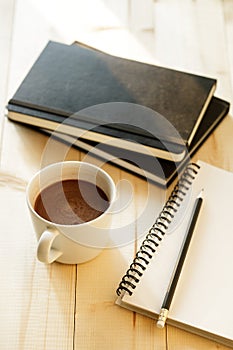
[
  {"left": 40, "top": 96, "right": 229, "bottom": 186},
  {"left": 7, "top": 40, "right": 216, "bottom": 162}
]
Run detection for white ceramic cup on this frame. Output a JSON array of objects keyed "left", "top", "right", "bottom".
[{"left": 26, "top": 161, "right": 116, "bottom": 264}]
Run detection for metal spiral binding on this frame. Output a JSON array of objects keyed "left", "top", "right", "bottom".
[{"left": 116, "top": 163, "right": 200, "bottom": 297}]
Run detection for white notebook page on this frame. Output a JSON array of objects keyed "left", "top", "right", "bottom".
[{"left": 121, "top": 161, "right": 233, "bottom": 342}]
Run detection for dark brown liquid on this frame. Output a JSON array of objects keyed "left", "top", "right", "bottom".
[{"left": 34, "top": 179, "right": 110, "bottom": 225}]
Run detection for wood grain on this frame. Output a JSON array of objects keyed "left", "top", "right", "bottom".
[{"left": 0, "top": 0, "right": 232, "bottom": 349}]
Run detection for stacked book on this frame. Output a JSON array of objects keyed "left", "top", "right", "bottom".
[{"left": 7, "top": 41, "right": 230, "bottom": 185}]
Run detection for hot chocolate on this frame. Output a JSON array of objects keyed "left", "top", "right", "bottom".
[{"left": 34, "top": 179, "right": 109, "bottom": 225}]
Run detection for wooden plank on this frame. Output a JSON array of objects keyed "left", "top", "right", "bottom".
[
  {"left": 1, "top": 0, "right": 66, "bottom": 177},
  {"left": 128, "top": 0, "right": 156, "bottom": 58},
  {"left": 193, "top": 115, "right": 233, "bottom": 172},
  {"left": 153, "top": 1, "right": 233, "bottom": 349},
  {"left": 153, "top": 0, "right": 200, "bottom": 70},
  {"left": 74, "top": 157, "right": 166, "bottom": 349},
  {"left": 192, "top": 0, "right": 233, "bottom": 174},
  {"left": 192, "top": 0, "right": 232, "bottom": 103},
  {"left": 0, "top": 0, "right": 15, "bottom": 159},
  {"left": 223, "top": 0, "right": 233, "bottom": 114},
  {"left": 0, "top": 0, "right": 79, "bottom": 348},
  {"left": 0, "top": 185, "right": 76, "bottom": 349},
  {"left": 153, "top": 0, "right": 232, "bottom": 102},
  {"left": 167, "top": 327, "right": 232, "bottom": 350},
  {"left": 0, "top": 0, "right": 15, "bottom": 103},
  {"left": 1, "top": 0, "right": 233, "bottom": 349},
  {"left": 74, "top": 249, "right": 136, "bottom": 349},
  {"left": 74, "top": 159, "right": 137, "bottom": 349}
]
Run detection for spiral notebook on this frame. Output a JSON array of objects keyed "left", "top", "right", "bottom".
[{"left": 116, "top": 160, "right": 233, "bottom": 348}]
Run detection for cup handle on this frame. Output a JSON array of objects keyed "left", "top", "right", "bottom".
[{"left": 37, "top": 228, "right": 63, "bottom": 264}]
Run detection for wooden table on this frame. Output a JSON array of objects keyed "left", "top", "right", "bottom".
[{"left": 1, "top": 0, "right": 233, "bottom": 349}]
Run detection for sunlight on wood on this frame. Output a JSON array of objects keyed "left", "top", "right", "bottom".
[{"left": 0, "top": 0, "right": 233, "bottom": 348}]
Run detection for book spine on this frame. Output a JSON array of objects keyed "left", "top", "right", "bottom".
[{"left": 116, "top": 163, "right": 200, "bottom": 297}]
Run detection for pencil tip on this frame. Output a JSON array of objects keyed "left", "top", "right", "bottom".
[{"left": 198, "top": 189, "right": 204, "bottom": 198}]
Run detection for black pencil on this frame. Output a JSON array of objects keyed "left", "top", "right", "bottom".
[{"left": 157, "top": 189, "right": 204, "bottom": 328}]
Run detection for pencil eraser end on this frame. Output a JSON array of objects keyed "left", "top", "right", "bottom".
[
  {"left": 156, "top": 320, "right": 165, "bottom": 329},
  {"left": 157, "top": 308, "right": 168, "bottom": 328}
]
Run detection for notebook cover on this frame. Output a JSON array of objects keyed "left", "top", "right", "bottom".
[
  {"left": 6, "top": 102, "right": 186, "bottom": 157},
  {"left": 33, "top": 96, "right": 229, "bottom": 186},
  {"left": 8, "top": 40, "right": 216, "bottom": 146}
]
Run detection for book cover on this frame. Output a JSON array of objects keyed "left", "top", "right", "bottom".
[
  {"left": 38, "top": 97, "right": 230, "bottom": 186},
  {"left": 7, "top": 40, "right": 216, "bottom": 158},
  {"left": 7, "top": 102, "right": 186, "bottom": 162}
]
